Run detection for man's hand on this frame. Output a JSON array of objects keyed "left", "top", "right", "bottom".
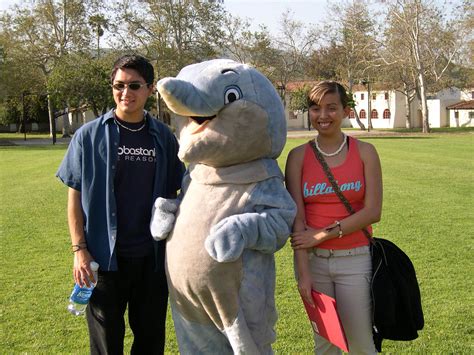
[{"left": 73, "top": 249, "right": 95, "bottom": 287}]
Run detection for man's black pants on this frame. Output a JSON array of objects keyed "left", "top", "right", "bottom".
[{"left": 86, "top": 254, "right": 168, "bottom": 355}]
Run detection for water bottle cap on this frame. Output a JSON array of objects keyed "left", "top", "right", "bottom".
[{"left": 90, "top": 261, "right": 99, "bottom": 271}]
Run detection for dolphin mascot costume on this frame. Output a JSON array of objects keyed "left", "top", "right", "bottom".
[{"left": 150, "top": 59, "right": 296, "bottom": 354}]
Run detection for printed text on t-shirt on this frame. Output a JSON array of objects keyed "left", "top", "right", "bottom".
[
  {"left": 117, "top": 145, "right": 156, "bottom": 162},
  {"left": 303, "top": 180, "right": 361, "bottom": 197}
]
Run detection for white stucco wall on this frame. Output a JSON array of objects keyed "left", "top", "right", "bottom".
[
  {"left": 435, "top": 87, "right": 464, "bottom": 101},
  {"left": 286, "top": 110, "right": 310, "bottom": 130},
  {"left": 449, "top": 110, "right": 474, "bottom": 127},
  {"left": 55, "top": 110, "right": 98, "bottom": 133},
  {"left": 279, "top": 86, "right": 473, "bottom": 131},
  {"left": 427, "top": 100, "right": 442, "bottom": 128},
  {"left": 349, "top": 90, "right": 406, "bottom": 129}
]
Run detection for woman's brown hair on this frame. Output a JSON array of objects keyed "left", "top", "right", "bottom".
[{"left": 307, "top": 81, "right": 350, "bottom": 108}]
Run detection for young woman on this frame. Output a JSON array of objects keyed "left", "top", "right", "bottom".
[{"left": 285, "top": 81, "right": 382, "bottom": 354}]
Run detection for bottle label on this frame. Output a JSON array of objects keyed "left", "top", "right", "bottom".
[{"left": 70, "top": 284, "right": 94, "bottom": 305}]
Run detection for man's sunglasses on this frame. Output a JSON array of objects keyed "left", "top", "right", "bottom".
[{"left": 111, "top": 82, "right": 149, "bottom": 91}]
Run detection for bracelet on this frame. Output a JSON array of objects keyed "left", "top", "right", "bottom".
[
  {"left": 335, "top": 220, "right": 343, "bottom": 238},
  {"left": 72, "top": 242, "right": 87, "bottom": 253},
  {"left": 325, "top": 224, "right": 337, "bottom": 232}
]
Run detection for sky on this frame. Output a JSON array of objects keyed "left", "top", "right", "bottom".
[
  {"left": 0, "top": 0, "right": 328, "bottom": 37},
  {"left": 223, "top": 0, "right": 326, "bottom": 35}
]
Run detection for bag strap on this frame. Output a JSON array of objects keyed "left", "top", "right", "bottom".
[{"left": 308, "top": 139, "right": 372, "bottom": 241}]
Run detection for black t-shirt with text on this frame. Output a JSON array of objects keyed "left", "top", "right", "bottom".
[{"left": 114, "top": 117, "right": 156, "bottom": 257}]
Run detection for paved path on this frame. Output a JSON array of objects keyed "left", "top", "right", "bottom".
[
  {"left": 0, "top": 136, "right": 71, "bottom": 146},
  {"left": 288, "top": 128, "right": 412, "bottom": 139}
]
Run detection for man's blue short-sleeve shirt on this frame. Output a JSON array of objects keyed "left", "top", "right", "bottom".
[{"left": 56, "top": 109, "right": 184, "bottom": 270}]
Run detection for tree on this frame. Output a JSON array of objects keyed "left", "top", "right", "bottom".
[
  {"left": 267, "top": 10, "right": 320, "bottom": 106},
  {"left": 459, "top": 1, "right": 474, "bottom": 74},
  {"left": 379, "top": 61, "right": 419, "bottom": 128},
  {"left": 377, "top": 18, "right": 419, "bottom": 128},
  {"left": 89, "top": 14, "right": 109, "bottom": 58},
  {"left": 221, "top": 15, "right": 276, "bottom": 77},
  {"left": 107, "top": 0, "right": 229, "bottom": 117},
  {"left": 0, "top": 0, "right": 94, "bottom": 136},
  {"left": 109, "top": 0, "right": 228, "bottom": 76},
  {"left": 381, "top": 0, "right": 467, "bottom": 133},
  {"left": 305, "top": 42, "right": 343, "bottom": 81},
  {"left": 0, "top": 13, "right": 49, "bottom": 131},
  {"left": 48, "top": 52, "right": 115, "bottom": 118},
  {"left": 322, "top": 0, "right": 382, "bottom": 130},
  {"left": 288, "top": 84, "right": 312, "bottom": 129}
]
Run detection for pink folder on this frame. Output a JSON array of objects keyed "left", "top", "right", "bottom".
[{"left": 301, "top": 289, "right": 349, "bottom": 352}]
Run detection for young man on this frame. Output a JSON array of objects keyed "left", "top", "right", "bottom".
[{"left": 57, "top": 54, "right": 185, "bottom": 354}]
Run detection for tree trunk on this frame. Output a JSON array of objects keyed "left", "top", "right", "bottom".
[
  {"left": 353, "top": 110, "right": 366, "bottom": 130},
  {"left": 18, "top": 121, "right": 26, "bottom": 134},
  {"left": 47, "top": 94, "right": 55, "bottom": 137},
  {"left": 91, "top": 102, "right": 100, "bottom": 118},
  {"left": 410, "top": 6, "right": 430, "bottom": 134},
  {"left": 156, "top": 90, "right": 162, "bottom": 121},
  {"left": 367, "top": 80, "right": 372, "bottom": 131},
  {"left": 418, "top": 72, "right": 430, "bottom": 133},
  {"left": 348, "top": 80, "right": 366, "bottom": 130},
  {"left": 404, "top": 94, "right": 412, "bottom": 129},
  {"left": 62, "top": 112, "right": 71, "bottom": 137},
  {"left": 404, "top": 83, "right": 412, "bottom": 129}
]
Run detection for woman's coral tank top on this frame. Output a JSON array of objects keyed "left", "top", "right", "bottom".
[{"left": 301, "top": 136, "right": 371, "bottom": 249}]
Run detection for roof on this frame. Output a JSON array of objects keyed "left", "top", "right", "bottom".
[
  {"left": 281, "top": 80, "right": 399, "bottom": 93},
  {"left": 446, "top": 100, "right": 474, "bottom": 110},
  {"left": 283, "top": 81, "right": 319, "bottom": 91}
]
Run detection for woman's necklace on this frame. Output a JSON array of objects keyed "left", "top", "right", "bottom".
[
  {"left": 315, "top": 133, "right": 347, "bottom": 157},
  {"left": 114, "top": 116, "right": 146, "bottom": 132}
]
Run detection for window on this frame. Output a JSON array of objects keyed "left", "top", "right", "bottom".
[
  {"left": 349, "top": 109, "right": 355, "bottom": 118},
  {"left": 469, "top": 112, "right": 474, "bottom": 119},
  {"left": 383, "top": 109, "right": 391, "bottom": 119},
  {"left": 471, "top": 91, "right": 474, "bottom": 99},
  {"left": 372, "top": 93, "right": 376, "bottom": 100},
  {"left": 371, "top": 109, "right": 378, "bottom": 119},
  {"left": 359, "top": 109, "right": 366, "bottom": 118},
  {"left": 384, "top": 92, "right": 389, "bottom": 100},
  {"left": 454, "top": 111, "right": 459, "bottom": 119},
  {"left": 361, "top": 93, "right": 365, "bottom": 100}
]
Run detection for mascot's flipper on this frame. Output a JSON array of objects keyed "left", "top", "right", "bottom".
[
  {"left": 206, "top": 176, "right": 296, "bottom": 263},
  {"left": 150, "top": 197, "right": 179, "bottom": 240},
  {"left": 150, "top": 171, "right": 190, "bottom": 240}
]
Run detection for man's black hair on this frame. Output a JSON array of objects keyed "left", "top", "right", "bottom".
[{"left": 110, "top": 54, "right": 154, "bottom": 85}]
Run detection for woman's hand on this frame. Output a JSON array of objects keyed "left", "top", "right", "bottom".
[
  {"left": 291, "top": 227, "right": 326, "bottom": 249},
  {"left": 297, "top": 272, "right": 315, "bottom": 307}
]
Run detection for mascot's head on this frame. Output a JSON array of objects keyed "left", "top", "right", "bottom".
[{"left": 157, "top": 59, "right": 286, "bottom": 167}]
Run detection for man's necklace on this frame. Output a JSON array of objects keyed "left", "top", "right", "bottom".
[
  {"left": 114, "top": 117, "right": 146, "bottom": 132},
  {"left": 314, "top": 133, "right": 347, "bottom": 157}
]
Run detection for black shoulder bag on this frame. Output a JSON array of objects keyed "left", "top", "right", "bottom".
[{"left": 309, "top": 139, "right": 424, "bottom": 352}]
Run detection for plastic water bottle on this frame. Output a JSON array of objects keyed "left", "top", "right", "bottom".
[{"left": 67, "top": 261, "right": 99, "bottom": 316}]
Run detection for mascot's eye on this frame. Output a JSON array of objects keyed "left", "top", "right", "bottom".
[{"left": 224, "top": 86, "right": 242, "bottom": 104}]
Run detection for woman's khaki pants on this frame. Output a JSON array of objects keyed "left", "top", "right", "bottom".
[{"left": 309, "top": 246, "right": 377, "bottom": 355}]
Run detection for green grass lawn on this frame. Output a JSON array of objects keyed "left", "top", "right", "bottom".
[{"left": 1, "top": 133, "right": 473, "bottom": 353}]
